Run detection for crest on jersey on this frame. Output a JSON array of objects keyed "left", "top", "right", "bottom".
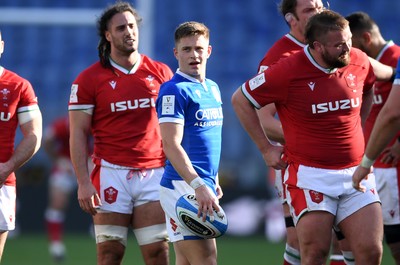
[
  {"left": 345, "top": 73, "right": 357, "bottom": 89},
  {"left": 1, "top": 88, "right": 10, "bottom": 100},
  {"left": 146, "top": 75, "right": 155, "bottom": 87}
]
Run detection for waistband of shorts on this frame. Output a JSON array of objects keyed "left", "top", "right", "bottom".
[{"left": 93, "top": 157, "right": 138, "bottom": 170}]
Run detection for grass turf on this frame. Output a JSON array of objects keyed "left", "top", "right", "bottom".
[{"left": 2, "top": 233, "right": 395, "bottom": 264}]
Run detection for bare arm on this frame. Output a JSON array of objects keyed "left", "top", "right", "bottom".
[
  {"left": 368, "top": 57, "right": 395, "bottom": 82},
  {"left": 257, "top": 103, "right": 285, "bottom": 145},
  {"left": 159, "top": 122, "right": 220, "bottom": 220},
  {"left": 0, "top": 112, "right": 42, "bottom": 185},
  {"left": 352, "top": 82, "right": 400, "bottom": 192},
  {"left": 364, "top": 84, "right": 400, "bottom": 160},
  {"left": 69, "top": 110, "right": 100, "bottom": 215},
  {"left": 231, "top": 89, "right": 286, "bottom": 170}
]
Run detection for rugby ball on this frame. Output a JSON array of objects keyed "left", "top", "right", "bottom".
[{"left": 175, "top": 194, "right": 228, "bottom": 239}]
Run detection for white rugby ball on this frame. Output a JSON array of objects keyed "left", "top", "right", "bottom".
[{"left": 175, "top": 194, "right": 228, "bottom": 239}]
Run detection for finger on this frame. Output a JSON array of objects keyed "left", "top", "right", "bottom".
[{"left": 216, "top": 211, "right": 224, "bottom": 218}]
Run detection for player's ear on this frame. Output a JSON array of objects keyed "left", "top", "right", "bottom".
[
  {"left": 362, "top": 31, "right": 372, "bottom": 44},
  {"left": 285, "top": 13, "right": 294, "bottom": 23}
]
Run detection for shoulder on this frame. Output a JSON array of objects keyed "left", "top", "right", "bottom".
[
  {"left": 140, "top": 54, "right": 173, "bottom": 78},
  {"left": 1, "top": 68, "right": 32, "bottom": 86}
]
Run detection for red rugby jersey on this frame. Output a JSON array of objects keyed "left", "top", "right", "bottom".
[
  {"left": 0, "top": 67, "right": 39, "bottom": 185},
  {"left": 243, "top": 47, "right": 375, "bottom": 169},
  {"left": 69, "top": 54, "right": 173, "bottom": 168}
]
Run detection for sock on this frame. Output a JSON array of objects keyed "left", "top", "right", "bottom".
[
  {"left": 283, "top": 243, "right": 301, "bottom": 265},
  {"left": 342, "top": 251, "right": 355, "bottom": 265},
  {"left": 45, "top": 209, "right": 65, "bottom": 242}
]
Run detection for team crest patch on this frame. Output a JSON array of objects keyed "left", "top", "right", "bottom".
[
  {"left": 249, "top": 72, "right": 266, "bottom": 91},
  {"left": 104, "top": 186, "right": 118, "bottom": 204},
  {"left": 69, "top": 84, "right": 78, "bottom": 103},
  {"left": 309, "top": 190, "right": 323, "bottom": 204},
  {"left": 345, "top": 73, "right": 357, "bottom": 88}
]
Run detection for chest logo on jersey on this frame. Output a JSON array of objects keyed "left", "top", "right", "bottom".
[
  {"left": 307, "top": 82, "right": 315, "bottom": 91},
  {"left": 109, "top": 81, "right": 117, "bottom": 89},
  {"left": 345, "top": 73, "right": 357, "bottom": 89},
  {"left": 311, "top": 97, "right": 360, "bottom": 114},
  {"left": 110, "top": 98, "right": 156, "bottom": 112}
]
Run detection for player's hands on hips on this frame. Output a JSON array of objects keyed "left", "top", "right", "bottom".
[
  {"left": 195, "top": 185, "right": 221, "bottom": 222},
  {"left": 262, "top": 144, "right": 287, "bottom": 170},
  {"left": 352, "top": 166, "right": 372, "bottom": 192},
  {"left": 78, "top": 181, "right": 102, "bottom": 215}
]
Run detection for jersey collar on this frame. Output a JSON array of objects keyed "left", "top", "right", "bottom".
[
  {"left": 109, "top": 54, "right": 141, "bottom": 74},
  {"left": 304, "top": 45, "right": 338, "bottom": 74}
]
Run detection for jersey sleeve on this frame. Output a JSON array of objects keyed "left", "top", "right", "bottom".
[
  {"left": 241, "top": 61, "right": 290, "bottom": 109},
  {"left": 157, "top": 82, "right": 189, "bottom": 125},
  {"left": 68, "top": 67, "right": 96, "bottom": 111}
]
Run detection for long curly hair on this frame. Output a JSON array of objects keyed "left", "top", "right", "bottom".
[{"left": 97, "top": 1, "right": 142, "bottom": 68}]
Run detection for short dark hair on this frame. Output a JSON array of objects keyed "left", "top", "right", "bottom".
[
  {"left": 305, "top": 10, "right": 348, "bottom": 48},
  {"left": 278, "top": 0, "right": 298, "bottom": 17},
  {"left": 174, "top": 21, "right": 209, "bottom": 45},
  {"left": 345, "top": 11, "right": 376, "bottom": 37},
  {"left": 97, "top": 1, "right": 142, "bottom": 68}
]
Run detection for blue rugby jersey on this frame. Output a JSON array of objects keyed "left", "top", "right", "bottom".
[{"left": 156, "top": 70, "right": 223, "bottom": 193}]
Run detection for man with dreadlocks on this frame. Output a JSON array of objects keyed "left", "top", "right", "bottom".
[{"left": 68, "top": 2, "right": 173, "bottom": 264}]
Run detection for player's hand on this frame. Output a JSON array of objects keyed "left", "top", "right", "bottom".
[
  {"left": 381, "top": 142, "right": 400, "bottom": 166},
  {"left": 194, "top": 185, "right": 220, "bottom": 222},
  {"left": 0, "top": 161, "right": 14, "bottom": 188},
  {"left": 352, "top": 165, "right": 372, "bottom": 192},
  {"left": 215, "top": 184, "right": 223, "bottom": 199},
  {"left": 77, "top": 182, "right": 102, "bottom": 216},
  {"left": 262, "top": 145, "right": 287, "bottom": 170}
]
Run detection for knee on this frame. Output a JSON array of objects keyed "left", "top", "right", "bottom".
[
  {"left": 141, "top": 241, "right": 169, "bottom": 265},
  {"left": 354, "top": 241, "right": 382, "bottom": 264}
]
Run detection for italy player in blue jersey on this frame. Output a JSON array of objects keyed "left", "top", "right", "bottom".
[{"left": 156, "top": 21, "right": 224, "bottom": 265}]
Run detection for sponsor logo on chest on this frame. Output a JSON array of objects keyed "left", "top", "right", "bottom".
[{"left": 110, "top": 98, "right": 156, "bottom": 112}]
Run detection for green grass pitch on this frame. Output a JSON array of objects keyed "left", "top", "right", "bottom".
[{"left": 2, "top": 233, "right": 395, "bottom": 264}]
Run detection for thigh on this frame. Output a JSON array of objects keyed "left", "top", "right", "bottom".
[
  {"left": 296, "top": 211, "right": 334, "bottom": 263},
  {"left": 132, "top": 201, "right": 166, "bottom": 229},
  {"left": 338, "top": 202, "right": 383, "bottom": 251}
]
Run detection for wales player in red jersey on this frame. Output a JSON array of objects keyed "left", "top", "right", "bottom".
[
  {"left": 233, "top": 11, "right": 383, "bottom": 264},
  {"left": 68, "top": 2, "right": 173, "bottom": 265},
  {"left": 0, "top": 30, "right": 42, "bottom": 262}
]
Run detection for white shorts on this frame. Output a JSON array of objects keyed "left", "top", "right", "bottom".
[
  {"left": 0, "top": 185, "right": 16, "bottom": 231},
  {"left": 160, "top": 180, "right": 205, "bottom": 242},
  {"left": 49, "top": 158, "right": 77, "bottom": 193},
  {"left": 374, "top": 166, "right": 400, "bottom": 225},
  {"left": 91, "top": 163, "right": 164, "bottom": 214},
  {"left": 285, "top": 163, "right": 380, "bottom": 226}
]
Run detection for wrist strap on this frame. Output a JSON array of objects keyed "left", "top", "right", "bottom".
[
  {"left": 360, "top": 154, "right": 375, "bottom": 169},
  {"left": 189, "top": 177, "right": 205, "bottom": 190}
]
